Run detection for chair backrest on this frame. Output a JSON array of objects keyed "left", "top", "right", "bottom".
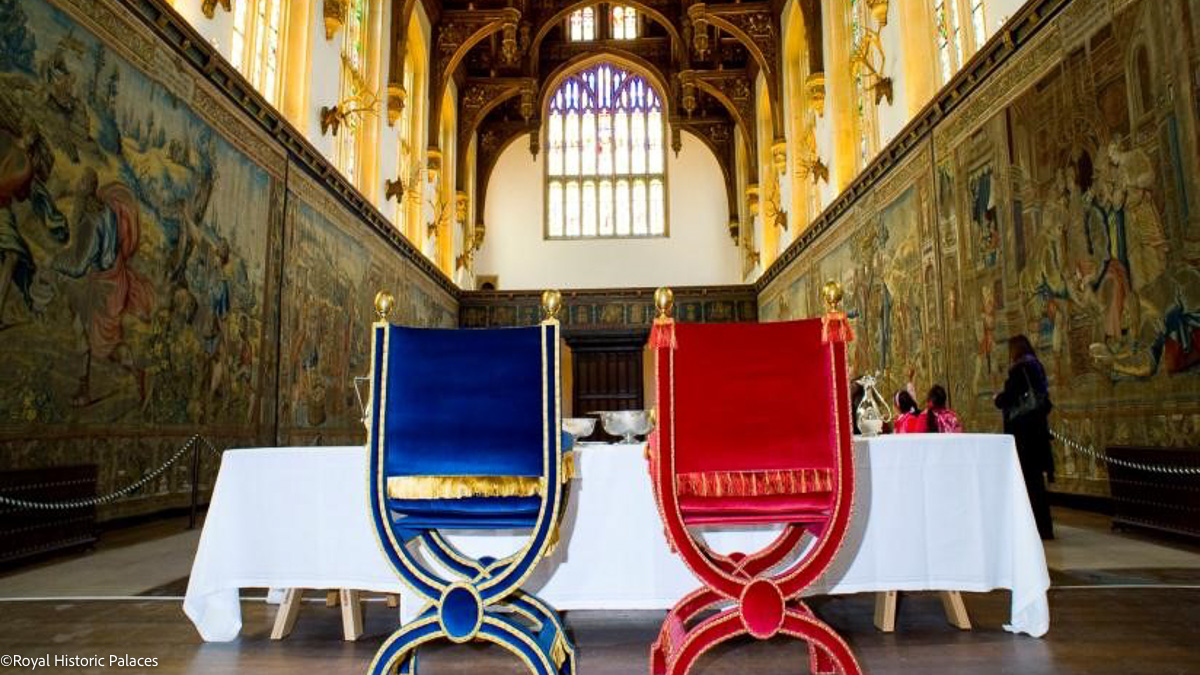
[
  {"left": 370, "top": 323, "right": 559, "bottom": 479},
  {"left": 667, "top": 320, "right": 842, "bottom": 479}
]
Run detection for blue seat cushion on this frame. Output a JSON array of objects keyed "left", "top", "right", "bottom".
[{"left": 388, "top": 496, "right": 542, "bottom": 530}]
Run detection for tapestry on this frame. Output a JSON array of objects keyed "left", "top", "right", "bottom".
[
  {"left": 0, "top": 0, "right": 285, "bottom": 513},
  {"left": 278, "top": 169, "right": 456, "bottom": 446},
  {"left": 0, "top": 0, "right": 456, "bottom": 517},
  {"left": 760, "top": 0, "right": 1200, "bottom": 496}
]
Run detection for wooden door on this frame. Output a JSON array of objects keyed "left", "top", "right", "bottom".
[{"left": 566, "top": 331, "right": 647, "bottom": 441}]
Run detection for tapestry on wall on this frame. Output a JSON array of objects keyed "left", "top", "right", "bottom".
[
  {"left": 278, "top": 169, "right": 456, "bottom": 446},
  {"left": 0, "top": 0, "right": 284, "bottom": 505},
  {"left": 761, "top": 0, "right": 1200, "bottom": 496}
]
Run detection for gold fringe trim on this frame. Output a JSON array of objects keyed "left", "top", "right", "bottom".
[
  {"left": 386, "top": 452, "right": 576, "bottom": 500},
  {"left": 675, "top": 468, "right": 833, "bottom": 498},
  {"left": 387, "top": 475, "right": 543, "bottom": 500},
  {"left": 562, "top": 450, "right": 576, "bottom": 482},
  {"left": 550, "top": 631, "right": 569, "bottom": 669}
]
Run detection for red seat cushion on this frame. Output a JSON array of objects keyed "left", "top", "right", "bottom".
[{"left": 679, "top": 493, "right": 832, "bottom": 526}]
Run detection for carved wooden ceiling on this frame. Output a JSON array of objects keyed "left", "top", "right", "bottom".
[{"left": 388, "top": 0, "right": 824, "bottom": 229}]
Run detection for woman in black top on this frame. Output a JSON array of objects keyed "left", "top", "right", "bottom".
[{"left": 994, "top": 335, "right": 1055, "bottom": 540}]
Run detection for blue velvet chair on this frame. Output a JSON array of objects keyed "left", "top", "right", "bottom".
[{"left": 366, "top": 290, "right": 576, "bottom": 675}]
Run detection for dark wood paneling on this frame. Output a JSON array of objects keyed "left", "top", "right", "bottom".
[
  {"left": 459, "top": 285, "right": 757, "bottom": 330},
  {"left": 1107, "top": 446, "right": 1200, "bottom": 541},
  {"left": 0, "top": 466, "right": 97, "bottom": 566}
]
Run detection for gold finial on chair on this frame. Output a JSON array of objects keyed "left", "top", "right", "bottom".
[
  {"left": 653, "top": 287, "right": 675, "bottom": 320},
  {"left": 541, "top": 289, "right": 563, "bottom": 322},
  {"left": 374, "top": 290, "right": 395, "bottom": 322},
  {"left": 821, "top": 280, "right": 844, "bottom": 312},
  {"left": 820, "top": 280, "right": 854, "bottom": 344}
]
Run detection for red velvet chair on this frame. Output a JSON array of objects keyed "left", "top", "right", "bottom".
[{"left": 646, "top": 285, "right": 862, "bottom": 675}]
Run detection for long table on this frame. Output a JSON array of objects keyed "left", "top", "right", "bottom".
[{"left": 184, "top": 434, "right": 1050, "bottom": 641}]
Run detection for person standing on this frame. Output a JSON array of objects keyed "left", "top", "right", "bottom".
[{"left": 995, "top": 335, "right": 1055, "bottom": 540}]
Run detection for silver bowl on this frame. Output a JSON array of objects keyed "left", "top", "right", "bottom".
[
  {"left": 593, "top": 410, "right": 653, "bottom": 444},
  {"left": 562, "top": 417, "right": 597, "bottom": 441}
]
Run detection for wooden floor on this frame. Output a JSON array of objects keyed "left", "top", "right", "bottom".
[{"left": 1, "top": 588, "right": 1198, "bottom": 674}]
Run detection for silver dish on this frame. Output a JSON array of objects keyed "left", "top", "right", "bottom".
[
  {"left": 562, "top": 417, "right": 597, "bottom": 441},
  {"left": 592, "top": 410, "right": 654, "bottom": 444}
]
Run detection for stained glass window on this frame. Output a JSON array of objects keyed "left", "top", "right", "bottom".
[
  {"left": 611, "top": 6, "right": 638, "bottom": 39},
  {"left": 396, "top": 51, "right": 415, "bottom": 231},
  {"left": 933, "top": 0, "right": 994, "bottom": 84},
  {"left": 230, "top": 0, "right": 286, "bottom": 106},
  {"left": 934, "top": 0, "right": 962, "bottom": 83},
  {"left": 850, "top": 0, "right": 875, "bottom": 166},
  {"left": 970, "top": 0, "right": 987, "bottom": 47},
  {"left": 569, "top": 7, "right": 596, "bottom": 41},
  {"left": 338, "top": 0, "right": 371, "bottom": 185},
  {"left": 546, "top": 63, "right": 666, "bottom": 238}
]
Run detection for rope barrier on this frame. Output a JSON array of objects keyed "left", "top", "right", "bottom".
[
  {"left": 1052, "top": 429, "right": 1200, "bottom": 476},
  {"left": 0, "top": 435, "right": 225, "bottom": 511}
]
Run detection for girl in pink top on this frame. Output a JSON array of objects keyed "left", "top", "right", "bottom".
[{"left": 920, "top": 384, "right": 963, "bottom": 433}]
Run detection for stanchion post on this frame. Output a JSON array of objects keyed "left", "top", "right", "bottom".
[{"left": 189, "top": 439, "right": 201, "bottom": 530}]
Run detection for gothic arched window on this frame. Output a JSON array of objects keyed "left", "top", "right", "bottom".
[
  {"left": 230, "top": 0, "right": 287, "bottom": 105},
  {"left": 546, "top": 63, "right": 666, "bottom": 238},
  {"left": 934, "top": 0, "right": 988, "bottom": 85},
  {"left": 568, "top": 7, "right": 596, "bottom": 41}
]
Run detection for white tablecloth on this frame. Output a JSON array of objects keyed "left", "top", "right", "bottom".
[{"left": 184, "top": 434, "right": 1049, "bottom": 642}]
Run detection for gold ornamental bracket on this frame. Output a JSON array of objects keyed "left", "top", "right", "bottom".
[
  {"left": 426, "top": 148, "right": 443, "bottom": 185},
  {"left": 771, "top": 141, "right": 788, "bottom": 176},
  {"left": 386, "top": 83, "right": 407, "bottom": 126},
  {"left": 805, "top": 73, "right": 826, "bottom": 116},
  {"left": 200, "top": 0, "right": 230, "bottom": 19},
  {"left": 746, "top": 184, "right": 761, "bottom": 217},
  {"left": 868, "top": 0, "right": 890, "bottom": 26},
  {"left": 324, "top": 0, "right": 347, "bottom": 40}
]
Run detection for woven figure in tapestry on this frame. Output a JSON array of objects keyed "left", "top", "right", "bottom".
[
  {"left": 645, "top": 283, "right": 863, "bottom": 675},
  {"left": 365, "top": 289, "right": 576, "bottom": 675}
]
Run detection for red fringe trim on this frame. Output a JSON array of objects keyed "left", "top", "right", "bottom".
[
  {"left": 821, "top": 311, "right": 854, "bottom": 344},
  {"left": 676, "top": 468, "right": 833, "bottom": 498},
  {"left": 648, "top": 317, "right": 677, "bottom": 350}
]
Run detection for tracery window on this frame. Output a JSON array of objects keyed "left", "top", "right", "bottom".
[
  {"left": 969, "top": 0, "right": 987, "bottom": 48},
  {"left": 396, "top": 51, "right": 415, "bottom": 231},
  {"left": 611, "top": 6, "right": 638, "bottom": 39},
  {"left": 230, "top": 0, "right": 286, "bottom": 105},
  {"left": 569, "top": 7, "right": 596, "bottom": 41},
  {"left": 546, "top": 63, "right": 666, "bottom": 238},
  {"left": 934, "top": 0, "right": 962, "bottom": 84},
  {"left": 337, "top": 0, "right": 372, "bottom": 185},
  {"left": 934, "top": 0, "right": 988, "bottom": 84},
  {"left": 850, "top": 0, "right": 877, "bottom": 167}
]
